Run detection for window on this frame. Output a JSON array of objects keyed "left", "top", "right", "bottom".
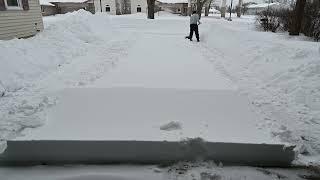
[
  {"left": 7, "top": 0, "right": 18, "bottom": 6},
  {"left": 137, "top": 7, "right": 141, "bottom": 12},
  {"left": 105, "top": 5, "right": 110, "bottom": 12},
  {"left": 4, "top": 0, "right": 23, "bottom": 10}
]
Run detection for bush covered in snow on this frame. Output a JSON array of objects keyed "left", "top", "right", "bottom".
[
  {"left": 256, "top": 8, "right": 291, "bottom": 32},
  {"left": 256, "top": 1, "right": 320, "bottom": 41}
]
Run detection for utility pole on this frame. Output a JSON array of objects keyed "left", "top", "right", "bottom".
[
  {"left": 228, "top": 0, "right": 233, "bottom": 21},
  {"left": 99, "top": 0, "right": 102, "bottom": 12}
]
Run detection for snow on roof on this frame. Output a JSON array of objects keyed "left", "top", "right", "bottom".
[
  {"left": 157, "top": 0, "right": 188, "bottom": 4},
  {"left": 247, "top": 2, "right": 280, "bottom": 9},
  {"left": 39, "top": 0, "right": 55, "bottom": 6}
]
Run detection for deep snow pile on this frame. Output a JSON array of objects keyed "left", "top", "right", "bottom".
[
  {"left": 0, "top": 10, "right": 111, "bottom": 92},
  {"left": 202, "top": 16, "right": 320, "bottom": 165},
  {"left": 0, "top": 10, "right": 128, "bottom": 145}
]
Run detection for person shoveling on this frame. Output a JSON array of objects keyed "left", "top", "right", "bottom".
[{"left": 185, "top": 11, "right": 201, "bottom": 42}]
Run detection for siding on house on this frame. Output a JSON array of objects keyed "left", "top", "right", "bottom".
[
  {"left": 95, "top": 0, "right": 116, "bottom": 14},
  {"left": 0, "top": 0, "right": 44, "bottom": 40},
  {"left": 95, "top": 0, "right": 146, "bottom": 15},
  {"left": 131, "top": 0, "right": 146, "bottom": 14}
]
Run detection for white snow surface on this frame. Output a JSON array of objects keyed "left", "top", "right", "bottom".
[
  {"left": 0, "top": 10, "right": 134, "bottom": 141},
  {"left": 18, "top": 88, "right": 273, "bottom": 143},
  {"left": 0, "top": 163, "right": 317, "bottom": 180},
  {"left": 0, "top": 10, "right": 320, "bottom": 165}
]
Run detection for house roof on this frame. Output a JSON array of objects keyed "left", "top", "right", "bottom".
[
  {"left": 39, "top": 0, "right": 55, "bottom": 6},
  {"left": 157, "top": 0, "right": 188, "bottom": 4}
]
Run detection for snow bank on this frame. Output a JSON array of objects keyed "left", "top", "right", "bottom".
[
  {"left": 0, "top": 10, "right": 111, "bottom": 93},
  {"left": 160, "top": 121, "right": 182, "bottom": 131},
  {"left": 202, "top": 17, "right": 320, "bottom": 165},
  {"left": 0, "top": 10, "right": 113, "bottom": 143}
]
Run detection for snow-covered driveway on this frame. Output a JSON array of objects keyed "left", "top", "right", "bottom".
[
  {"left": 19, "top": 14, "right": 275, "bottom": 144},
  {"left": 92, "top": 16, "right": 234, "bottom": 90},
  {"left": 1, "top": 11, "right": 319, "bottom": 165}
]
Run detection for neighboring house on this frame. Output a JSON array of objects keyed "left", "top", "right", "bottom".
[
  {"left": 94, "top": 0, "right": 147, "bottom": 15},
  {"left": 246, "top": 2, "right": 281, "bottom": 15},
  {"left": 0, "top": 0, "right": 44, "bottom": 40},
  {"left": 39, "top": 0, "right": 94, "bottom": 16},
  {"left": 50, "top": 0, "right": 94, "bottom": 14},
  {"left": 155, "top": 0, "right": 188, "bottom": 16},
  {"left": 40, "top": 0, "right": 57, "bottom": 16},
  {"left": 155, "top": 0, "right": 212, "bottom": 16}
]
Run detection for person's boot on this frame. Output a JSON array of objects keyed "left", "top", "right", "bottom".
[{"left": 197, "top": 39, "right": 200, "bottom": 42}]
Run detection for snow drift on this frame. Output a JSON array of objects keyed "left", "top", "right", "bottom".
[
  {"left": 202, "top": 17, "right": 320, "bottom": 165},
  {"left": 0, "top": 10, "right": 113, "bottom": 143},
  {"left": 0, "top": 10, "right": 111, "bottom": 92}
]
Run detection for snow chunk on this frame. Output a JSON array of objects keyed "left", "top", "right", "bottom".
[
  {"left": 0, "top": 81, "right": 5, "bottom": 97},
  {"left": 160, "top": 121, "right": 182, "bottom": 131},
  {"left": 152, "top": 167, "right": 162, "bottom": 173},
  {"left": 0, "top": 141, "right": 7, "bottom": 154}
]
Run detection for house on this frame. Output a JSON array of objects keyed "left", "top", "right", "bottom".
[
  {"left": 246, "top": 2, "right": 281, "bottom": 15},
  {"left": 50, "top": 0, "right": 94, "bottom": 14},
  {"left": 40, "top": 0, "right": 94, "bottom": 16},
  {"left": 0, "top": 0, "right": 44, "bottom": 40},
  {"left": 94, "top": 0, "right": 147, "bottom": 15},
  {"left": 155, "top": 0, "right": 188, "bottom": 16},
  {"left": 155, "top": 0, "right": 212, "bottom": 16},
  {"left": 40, "top": 0, "right": 57, "bottom": 16}
]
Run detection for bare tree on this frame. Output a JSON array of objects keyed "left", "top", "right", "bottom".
[
  {"left": 221, "top": 0, "right": 227, "bottom": 18},
  {"left": 120, "top": 0, "right": 131, "bottom": 14},
  {"left": 115, "top": 0, "right": 121, "bottom": 15},
  {"left": 147, "top": 0, "right": 155, "bottom": 19},
  {"left": 204, "top": 0, "right": 213, "bottom": 16},
  {"left": 196, "top": 0, "right": 209, "bottom": 18},
  {"left": 290, "top": 0, "right": 307, "bottom": 35},
  {"left": 236, "top": 0, "right": 243, "bottom": 17}
]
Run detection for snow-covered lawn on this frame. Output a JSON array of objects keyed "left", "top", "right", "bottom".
[{"left": 0, "top": 10, "right": 319, "bottom": 167}]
